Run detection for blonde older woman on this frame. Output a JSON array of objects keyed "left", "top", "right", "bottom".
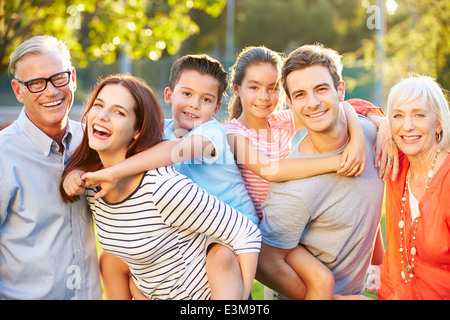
[{"left": 378, "top": 75, "right": 450, "bottom": 299}]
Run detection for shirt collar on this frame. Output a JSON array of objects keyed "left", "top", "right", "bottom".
[{"left": 16, "top": 108, "right": 73, "bottom": 157}]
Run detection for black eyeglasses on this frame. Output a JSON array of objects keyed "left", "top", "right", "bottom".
[{"left": 15, "top": 71, "right": 71, "bottom": 93}]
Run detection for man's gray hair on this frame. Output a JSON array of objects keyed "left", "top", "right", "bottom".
[{"left": 9, "top": 35, "right": 72, "bottom": 77}]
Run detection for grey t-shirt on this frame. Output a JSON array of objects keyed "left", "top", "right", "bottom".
[{"left": 260, "top": 115, "right": 384, "bottom": 295}]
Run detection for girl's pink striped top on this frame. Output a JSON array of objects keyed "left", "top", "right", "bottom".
[{"left": 224, "top": 110, "right": 296, "bottom": 222}]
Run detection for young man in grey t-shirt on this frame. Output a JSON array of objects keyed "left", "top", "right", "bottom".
[{"left": 257, "top": 44, "right": 385, "bottom": 299}]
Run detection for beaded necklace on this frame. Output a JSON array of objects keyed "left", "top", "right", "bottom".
[{"left": 398, "top": 149, "right": 440, "bottom": 282}]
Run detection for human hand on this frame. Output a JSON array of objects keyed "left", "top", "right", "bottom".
[
  {"left": 63, "top": 169, "right": 86, "bottom": 196},
  {"left": 81, "top": 167, "right": 119, "bottom": 200},
  {"left": 374, "top": 118, "right": 399, "bottom": 181},
  {"left": 337, "top": 133, "right": 366, "bottom": 177}
]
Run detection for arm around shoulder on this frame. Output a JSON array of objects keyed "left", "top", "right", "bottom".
[
  {"left": 81, "top": 135, "right": 215, "bottom": 198},
  {"left": 226, "top": 132, "right": 340, "bottom": 182}
]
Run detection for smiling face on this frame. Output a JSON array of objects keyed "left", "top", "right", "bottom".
[
  {"left": 11, "top": 51, "right": 76, "bottom": 137},
  {"left": 87, "top": 84, "right": 139, "bottom": 166},
  {"left": 391, "top": 97, "right": 442, "bottom": 159},
  {"left": 234, "top": 63, "right": 281, "bottom": 121},
  {"left": 286, "top": 64, "right": 345, "bottom": 134},
  {"left": 164, "top": 70, "right": 221, "bottom": 134}
]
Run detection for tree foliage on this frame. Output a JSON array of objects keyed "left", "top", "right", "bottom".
[
  {"left": 233, "top": 0, "right": 372, "bottom": 54},
  {"left": 0, "top": 0, "right": 226, "bottom": 75},
  {"left": 385, "top": 0, "right": 450, "bottom": 89},
  {"left": 1, "top": 0, "right": 448, "bottom": 93},
  {"left": 345, "top": 0, "right": 450, "bottom": 91}
]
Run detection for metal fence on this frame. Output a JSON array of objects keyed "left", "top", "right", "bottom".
[{"left": 0, "top": 56, "right": 377, "bottom": 129}]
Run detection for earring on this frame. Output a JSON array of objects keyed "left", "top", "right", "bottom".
[{"left": 436, "top": 131, "right": 442, "bottom": 142}]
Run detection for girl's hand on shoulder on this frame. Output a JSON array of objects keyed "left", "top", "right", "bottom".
[
  {"left": 63, "top": 169, "right": 86, "bottom": 196},
  {"left": 337, "top": 132, "right": 366, "bottom": 177},
  {"left": 82, "top": 167, "right": 119, "bottom": 200}
]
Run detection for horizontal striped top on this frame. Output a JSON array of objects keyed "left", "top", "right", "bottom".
[
  {"left": 86, "top": 166, "right": 261, "bottom": 300},
  {"left": 224, "top": 110, "right": 295, "bottom": 222}
]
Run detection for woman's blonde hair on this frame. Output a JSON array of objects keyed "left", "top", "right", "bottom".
[{"left": 386, "top": 74, "right": 450, "bottom": 151}]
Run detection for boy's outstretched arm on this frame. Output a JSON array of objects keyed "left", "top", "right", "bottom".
[{"left": 82, "top": 135, "right": 214, "bottom": 199}]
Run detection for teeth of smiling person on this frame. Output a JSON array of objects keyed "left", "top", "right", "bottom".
[
  {"left": 184, "top": 112, "right": 199, "bottom": 118},
  {"left": 402, "top": 135, "right": 420, "bottom": 141},
  {"left": 93, "top": 124, "right": 112, "bottom": 135},
  {"left": 308, "top": 111, "right": 325, "bottom": 118},
  {"left": 42, "top": 100, "right": 63, "bottom": 107}
]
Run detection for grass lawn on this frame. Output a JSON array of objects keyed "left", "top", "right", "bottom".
[{"left": 96, "top": 195, "right": 387, "bottom": 300}]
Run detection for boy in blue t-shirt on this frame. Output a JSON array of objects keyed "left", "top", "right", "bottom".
[{"left": 161, "top": 56, "right": 257, "bottom": 225}]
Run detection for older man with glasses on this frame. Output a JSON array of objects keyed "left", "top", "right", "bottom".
[{"left": 0, "top": 36, "right": 101, "bottom": 299}]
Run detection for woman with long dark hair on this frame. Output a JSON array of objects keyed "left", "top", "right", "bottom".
[{"left": 60, "top": 74, "right": 260, "bottom": 299}]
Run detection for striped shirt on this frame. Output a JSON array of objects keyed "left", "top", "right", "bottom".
[
  {"left": 224, "top": 110, "right": 295, "bottom": 222},
  {"left": 86, "top": 166, "right": 261, "bottom": 300}
]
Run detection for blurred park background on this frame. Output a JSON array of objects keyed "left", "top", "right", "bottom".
[{"left": 0, "top": 0, "right": 449, "bottom": 127}]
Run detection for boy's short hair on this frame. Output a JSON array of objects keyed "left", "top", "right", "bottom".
[
  {"left": 168, "top": 54, "right": 228, "bottom": 103},
  {"left": 282, "top": 43, "right": 343, "bottom": 98}
]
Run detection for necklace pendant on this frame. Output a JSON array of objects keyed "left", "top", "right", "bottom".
[{"left": 404, "top": 264, "right": 412, "bottom": 273}]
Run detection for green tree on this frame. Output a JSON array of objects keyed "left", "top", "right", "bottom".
[
  {"left": 233, "top": 0, "right": 371, "bottom": 54},
  {"left": 0, "top": 0, "right": 226, "bottom": 75},
  {"left": 346, "top": 0, "right": 450, "bottom": 91}
]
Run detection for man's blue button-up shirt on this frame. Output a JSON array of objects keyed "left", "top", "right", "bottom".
[{"left": 0, "top": 109, "right": 101, "bottom": 299}]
